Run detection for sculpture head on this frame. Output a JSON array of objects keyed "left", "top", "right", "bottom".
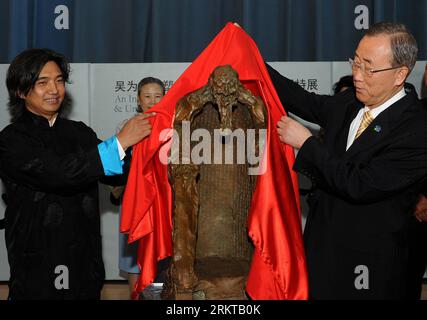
[{"left": 208, "top": 65, "right": 240, "bottom": 133}]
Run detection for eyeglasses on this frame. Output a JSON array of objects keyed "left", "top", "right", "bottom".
[{"left": 349, "top": 58, "right": 402, "bottom": 77}]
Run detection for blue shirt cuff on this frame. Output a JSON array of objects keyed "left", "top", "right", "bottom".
[{"left": 97, "top": 136, "right": 124, "bottom": 176}]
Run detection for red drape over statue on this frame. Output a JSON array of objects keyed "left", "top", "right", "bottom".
[{"left": 121, "top": 23, "right": 308, "bottom": 300}]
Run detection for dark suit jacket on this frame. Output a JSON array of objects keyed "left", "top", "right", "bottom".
[{"left": 267, "top": 64, "right": 427, "bottom": 299}]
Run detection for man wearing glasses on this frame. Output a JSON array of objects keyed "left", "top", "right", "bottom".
[{"left": 267, "top": 22, "right": 427, "bottom": 299}]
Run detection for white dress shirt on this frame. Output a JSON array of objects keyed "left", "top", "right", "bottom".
[{"left": 346, "top": 88, "right": 406, "bottom": 150}]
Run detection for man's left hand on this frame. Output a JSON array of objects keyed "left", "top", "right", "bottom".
[{"left": 277, "top": 116, "right": 312, "bottom": 149}]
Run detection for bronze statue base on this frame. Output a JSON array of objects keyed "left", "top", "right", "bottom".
[{"left": 163, "top": 256, "right": 250, "bottom": 300}]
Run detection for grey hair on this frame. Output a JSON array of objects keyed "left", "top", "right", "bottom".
[{"left": 366, "top": 22, "right": 418, "bottom": 72}]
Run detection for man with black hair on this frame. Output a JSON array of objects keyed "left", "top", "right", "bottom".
[
  {"left": 332, "top": 75, "right": 354, "bottom": 95},
  {"left": 0, "top": 48, "right": 154, "bottom": 299}
]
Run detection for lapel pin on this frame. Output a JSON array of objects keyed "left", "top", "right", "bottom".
[{"left": 374, "top": 125, "right": 382, "bottom": 133}]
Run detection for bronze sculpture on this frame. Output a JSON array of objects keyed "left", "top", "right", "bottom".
[{"left": 164, "top": 65, "right": 267, "bottom": 300}]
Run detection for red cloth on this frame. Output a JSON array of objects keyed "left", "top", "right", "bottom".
[{"left": 121, "top": 22, "right": 308, "bottom": 300}]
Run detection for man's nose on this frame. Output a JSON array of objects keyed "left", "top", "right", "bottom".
[
  {"left": 47, "top": 81, "right": 59, "bottom": 93},
  {"left": 352, "top": 68, "right": 364, "bottom": 82},
  {"left": 149, "top": 97, "right": 156, "bottom": 105}
]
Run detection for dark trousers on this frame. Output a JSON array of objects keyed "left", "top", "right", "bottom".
[{"left": 406, "top": 217, "right": 427, "bottom": 300}]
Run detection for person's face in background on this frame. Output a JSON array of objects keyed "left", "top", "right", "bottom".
[
  {"left": 339, "top": 86, "right": 350, "bottom": 93},
  {"left": 138, "top": 83, "right": 164, "bottom": 112}
]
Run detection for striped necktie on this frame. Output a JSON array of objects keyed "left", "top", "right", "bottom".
[{"left": 355, "top": 110, "right": 373, "bottom": 139}]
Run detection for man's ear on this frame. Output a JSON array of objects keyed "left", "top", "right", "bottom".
[
  {"left": 395, "top": 66, "right": 409, "bottom": 86},
  {"left": 18, "top": 91, "right": 26, "bottom": 99}
]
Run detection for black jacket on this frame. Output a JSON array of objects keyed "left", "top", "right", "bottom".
[{"left": 0, "top": 109, "right": 106, "bottom": 299}]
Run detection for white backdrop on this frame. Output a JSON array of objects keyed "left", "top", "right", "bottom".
[{"left": 0, "top": 61, "right": 426, "bottom": 280}]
